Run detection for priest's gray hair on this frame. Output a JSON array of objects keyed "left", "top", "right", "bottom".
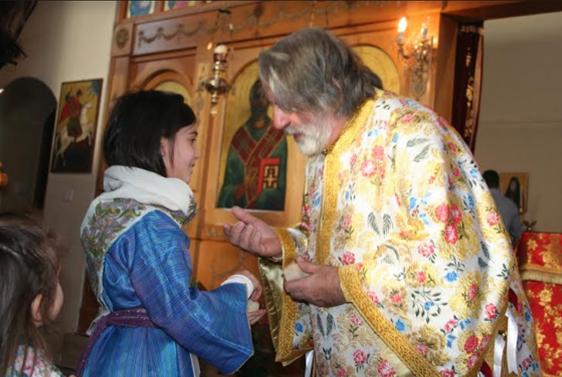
[{"left": 259, "top": 28, "right": 382, "bottom": 117}]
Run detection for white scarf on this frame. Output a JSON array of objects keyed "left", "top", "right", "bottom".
[{"left": 82, "top": 166, "right": 195, "bottom": 232}]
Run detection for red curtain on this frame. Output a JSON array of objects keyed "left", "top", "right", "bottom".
[
  {"left": 518, "top": 231, "right": 562, "bottom": 377},
  {"left": 451, "top": 23, "right": 484, "bottom": 152}
]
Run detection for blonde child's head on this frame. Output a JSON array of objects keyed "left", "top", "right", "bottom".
[{"left": 0, "top": 214, "right": 63, "bottom": 376}]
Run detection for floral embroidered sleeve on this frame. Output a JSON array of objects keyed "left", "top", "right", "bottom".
[{"left": 339, "top": 109, "right": 515, "bottom": 375}]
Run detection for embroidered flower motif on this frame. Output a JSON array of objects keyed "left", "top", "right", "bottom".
[
  {"left": 467, "top": 283, "right": 479, "bottom": 301},
  {"left": 450, "top": 204, "right": 462, "bottom": 224},
  {"left": 341, "top": 214, "right": 352, "bottom": 230},
  {"left": 485, "top": 303, "right": 498, "bottom": 320},
  {"left": 416, "top": 271, "right": 428, "bottom": 284},
  {"left": 349, "top": 313, "right": 363, "bottom": 327},
  {"left": 440, "top": 369, "right": 455, "bottom": 377},
  {"left": 447, "top": 141, "right": 458, "bottom": 153},
  {"left": 444, "top": 318, "right": 458, "bottom": 333},
  {"left": 360, "top": 159, "right": 376, "bottom": 177},
  {"left": 340, "top": 251, "right": 356, "bottom": 265},
  {"left": 451, "top": 166, "right": 461, "bottom": 178},
  {"left": 435, "top": 204, "right": 449, "bottom": 223},
  {"left": 367, "top": 291, "right": 380, "bottom": 305},
  {"left": 416, "top": 343, "right": 429, "bottom": 356},
  {"left": 445, "top": 271, "right": 458, "bottom": 282},
  {"left": 480, "top": 335, "right": 491, "bottom": 350},
  {"left": 487, "top": 211, "right": 500, "bottom": 226},
  {"left": 349, "top": 153, "right": 358, "bottom": 168},
  {"left": 372, "top": 146, "right": 385, "bottom": 160},
  {"left": 376, "top": 360, "right": 396, "bottom": 377},
  {"left": 353, "top": 349, "right": 367, "bottom": 365},
  {"left": 463, "top": 335, "right": 479, "bottom": 353},
  {"left": 385, "top": 285, "right": 408, "bottom": 314},
  {"left": 417, "top": 241, "right": 436, "bottom": 258},
  {"left": 336, "top": 367, "right": 347, "bottom": 377},
  {"left": 302, "top": 202, "right": 312, "bottom": 219},
  {"left": 467, "top": 353, "right": 479, "bottom": 368},
  {"left": 444, "top": 224, "right": 459, "bottom": 244},
  {"left": 390, "top": 292, "right": 403, "bottom": 305},
  {"left": 406, "top": 262, "right": 439, "bottom": 289},
  {"left": 402, "top": 113, "right": 415, "bottom": 123},
  {"left": 451, "top": 272, "right": 483, "bottom": 317}
]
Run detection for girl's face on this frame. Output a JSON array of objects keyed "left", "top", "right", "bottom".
[{"left": 161, "top": 124, "right": 199, "bottom": 185}]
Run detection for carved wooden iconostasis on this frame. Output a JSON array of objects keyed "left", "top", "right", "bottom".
[{"left": 80, "top": 0, "right": 562, "bottom": 335}]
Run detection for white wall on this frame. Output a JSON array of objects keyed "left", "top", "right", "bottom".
[
  {"left": 0, "top": 0, "right": 116, "bottom": 343},
  {"left": 476, "top": 11, "right": 562, "bottom": 232}
]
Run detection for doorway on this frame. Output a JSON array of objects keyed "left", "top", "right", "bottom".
[{"left": 0, "top": 76, "right": 56, "bottom": 213}]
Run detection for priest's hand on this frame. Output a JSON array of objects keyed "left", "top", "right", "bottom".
[
  {"left": 284, "top": 257, "right": 347, "bottom": 307},
  {"left": 224, "top": 206, "right": 282, "bottom": 259}
]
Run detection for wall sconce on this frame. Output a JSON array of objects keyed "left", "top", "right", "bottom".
[
  {"left": 396, "top": 17, "right": 434, "bottom": 99},
  {"left": 203, "top": 44, "right": 231, "bottom": 113}
]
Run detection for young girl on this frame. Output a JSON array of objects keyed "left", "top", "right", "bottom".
[
  {"left": 0, "top": 215, "right": 65, "bottom": 377},
  {"left": 79, "top": 90, "right": 265, "bottom": 377}
]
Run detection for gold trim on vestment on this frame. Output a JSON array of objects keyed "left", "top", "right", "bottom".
[
  {"left": 258, "top": 257, "right": 283, "bottom": 354},
  {"left": 339, "top": 264, "right": 441, "bottom": 377},
  {"left": 520, "top": 268, "right": 562, "bottom": 285},
  {"left": 316, "top": 99, "right": 374, "bottom": 264},
  {"left": 268, "top": 227, "right": 311, "bottom": 363}
]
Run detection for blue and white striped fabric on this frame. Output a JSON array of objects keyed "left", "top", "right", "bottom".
[{"left": 82, "top": 210, "right": 253, "bottom": 376}]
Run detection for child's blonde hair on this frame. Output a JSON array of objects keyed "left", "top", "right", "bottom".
[{"left": 0, "top": 214, "right": 61, "bottom": 376}]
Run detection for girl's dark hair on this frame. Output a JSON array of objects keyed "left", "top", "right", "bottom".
[
  {"left": 0, "top": 214, "right": 60, "bottom": 376},
  {"left": 103, "top": 90, "right": 197, "bottom": 176}
]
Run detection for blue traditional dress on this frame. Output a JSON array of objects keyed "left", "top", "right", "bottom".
[{"left": 80, "top": 166, "right": 253, "bottom": 376}]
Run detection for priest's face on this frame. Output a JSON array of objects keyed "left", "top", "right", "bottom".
[
  {"left": 161, "top": 124, "right": 199, "bottom": 184},
  {"left": 270, "top": 104, "right": 333, "bottom": 156}
]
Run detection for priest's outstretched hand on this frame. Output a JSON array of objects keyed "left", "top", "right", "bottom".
[{"left": 224, "top": 206, "right": 282, "bottom": 259}]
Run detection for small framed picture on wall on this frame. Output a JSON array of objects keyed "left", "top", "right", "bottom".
[{"left": 51, "top": 78, "right": 102, "bottom": 173}]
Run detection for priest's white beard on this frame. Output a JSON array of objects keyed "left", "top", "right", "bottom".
[{"left": 285, "top": 115, "right": 333, "bottom": 156}]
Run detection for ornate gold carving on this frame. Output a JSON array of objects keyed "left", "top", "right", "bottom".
[
  {"left": 136, "top": 1, "right": 391, "bottom": 47},
  {"left": 115, "top": 27, "right": 129, "bottom": 48},
  {"left": 138, "top": 21, "right": 205, "bottom": 47}
]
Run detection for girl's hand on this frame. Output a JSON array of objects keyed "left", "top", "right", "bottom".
[{"left": 247, "top": 308, "right": 266, "bottom": 325}]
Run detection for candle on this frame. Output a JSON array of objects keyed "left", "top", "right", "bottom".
[
  {"left": 421, "top": 23, "right": 428, "bottom": 39},
  {"left": 398, "top": 17, "right": 408, "bottom": 34}
]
